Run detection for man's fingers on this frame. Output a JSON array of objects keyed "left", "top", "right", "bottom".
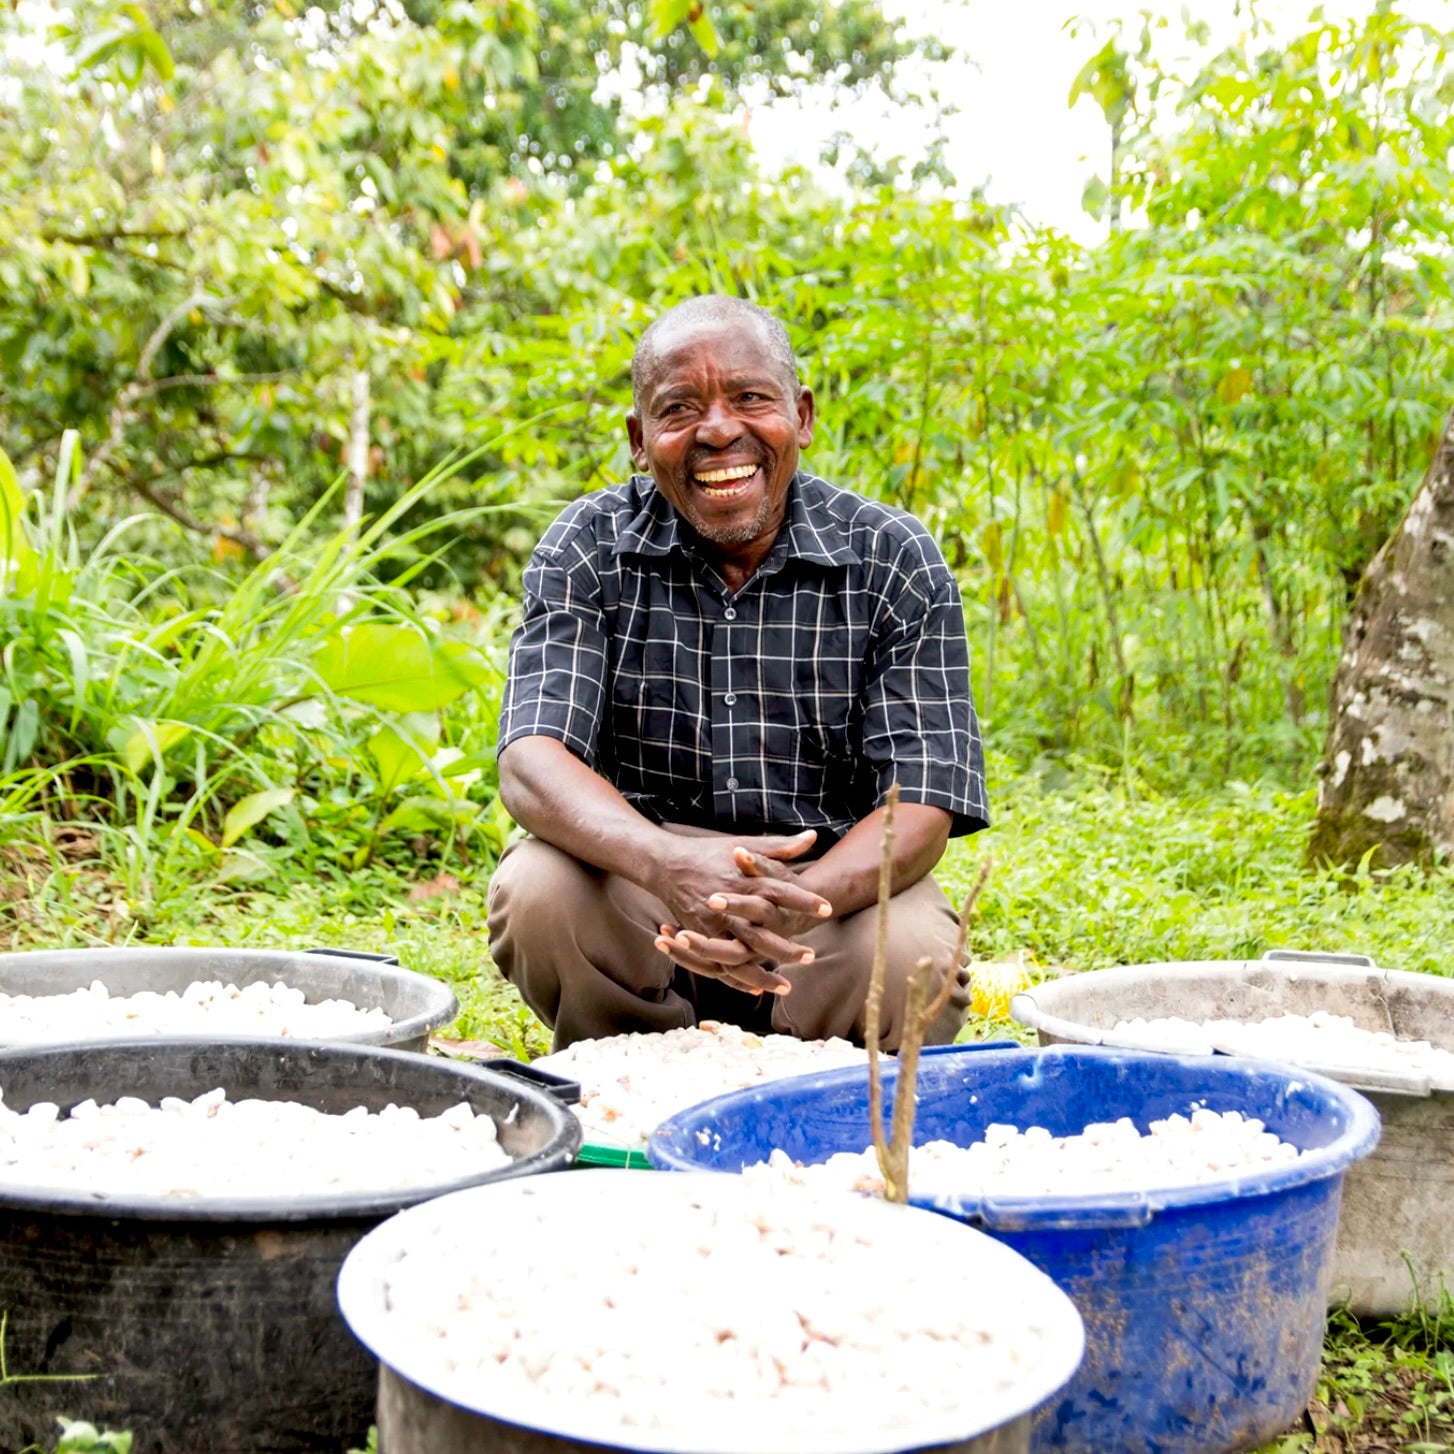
[
  {"left": 727, "top": 917, "right": 814, "bottom": 965},
  {"left": 738, "top": 829, "right": 817, "bottom": 866},
  {"left": 652, "top": 932, "right": 790, "bottom": 994},
  {"left": 708, "top": 884, "right": 832, "bottom": 921},
  {"left": 673, "top": 930, "right": 755, "bottom": 966}
]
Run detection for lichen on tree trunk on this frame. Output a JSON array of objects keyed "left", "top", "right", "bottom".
[{"left": 1309, "top": 404, "right": 1454, "bottom": 871}]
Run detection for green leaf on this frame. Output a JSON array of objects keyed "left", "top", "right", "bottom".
[
  {"left": 215, "top": 234, "right": 239, "bottom": 278},
  {"left": 215, "top": 847, "right": 275, "bottom": 883},
  {"left": 57, "top": 1420, "right": 133, "bottom": 1454},
  {"left": 137, "top": 27, "right": 175, "bottom": 82},
  {"left": 114, "top": 719, "right": 192, "bottom": 773},
  {"left": 687, "top": 8, "right": 720, "bottom": 58},
  {"left": 68, "top": 249, "right": 90, "bottom": 297},
  {"left": 1217, "top": 366, "right": 1254, "bottom": 404},
  {"left": 648, "top": 0, "right": 694, "bottom": 41},
  {"left": 313, "top": 623, "right": 490, "bottom": 713},
  {"left": 221, "top": 787, "right": 296, "bottom": 849},
  {"left": 366, "top": 713, "right": 440, "bottom": 794},
  {"left": 57, "top": 628, "right": 90, "bottom": 713},
  {"left": 0, "top": 447, "right": 36, "bottom": 583},
  {"left": 379, "top": 796, "right": 455, "bottom": 833}
]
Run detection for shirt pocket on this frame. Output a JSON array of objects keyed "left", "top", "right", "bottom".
[
  {"left": 788, "top": 654, "right": 859, "bottom": 764},
  {"left": 606, "top": 671, "right": 706, "bottom": 789}
]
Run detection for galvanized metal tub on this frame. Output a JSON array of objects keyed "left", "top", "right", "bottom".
[
  {"left": 339, "top": 1171, "right": 1086, "bottom": 1454},
  {"left": 1010, "top": 949, "right": 1454, "bottom": 1316},
  {"left": 0, "top": 945, "right": 457, "bottom": 1051},
  {"left": 0, "top": 1036, "right": 582, "bottom": 1453}
]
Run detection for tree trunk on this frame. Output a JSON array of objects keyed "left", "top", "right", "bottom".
[{"left": 1308, "top": 404, "right": 1454, "bottom": 870}]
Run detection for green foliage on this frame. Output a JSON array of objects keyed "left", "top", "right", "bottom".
[
  {"left": 430, "top": 3, "right": 1454, "bottom": 782},
  {"left": 0, "top": 0, "right": 942, "bottom": 579},
  {"left": 1255, "top": 1297, "right": 1454, "bottom": 1451},
  {"left": 53, "top": 1421, "right": 132, "bottom": 1454},
  {"left": 0, "top": 434, "right": 521, "bottom": 913},
  {"left": 8, "top": 2, "right": 1453, "bottom": 784},
  {"left": 346, "top": 1429, "right": 379, "bottom": 1454}
]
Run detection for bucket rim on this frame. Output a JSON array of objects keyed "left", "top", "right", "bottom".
[
  {"left": 1009, "top": 959, "right": 1454, "bottom": 1096},
  {"left": 0, "top": 945, "right": 459, "bottom": 1049},
  {"left": 646, "top": 1044, "right": 1382, "bottom": 1229},
  {"left": 0, "top": 1035, "right": 582, "bottom": 1222},
  {"left": 337, "top": 1169, "right": 1087, "bottom": 1454}
]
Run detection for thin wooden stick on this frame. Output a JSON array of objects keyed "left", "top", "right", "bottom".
[
  {"left": 882, "top": 955, "right": 934, "bottom": 1202},
  {"left": 871, "top": 848, "right": 996, "bottom": 1205},
  {"left": 864, "top": 784, "right": 899, "bottom": 1193},
  {"left": 926, "top": 853, "right": 994, "bottom": 1026}
]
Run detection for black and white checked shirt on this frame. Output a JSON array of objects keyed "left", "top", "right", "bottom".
[{"left": 497, "top": 471, "right": 988, "bottom": 848}]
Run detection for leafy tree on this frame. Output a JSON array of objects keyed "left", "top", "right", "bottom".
[{"left": 0, "top": 0, "right": 944, "bottom": 559}]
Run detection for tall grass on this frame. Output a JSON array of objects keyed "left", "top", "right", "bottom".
[{"left": 0, "top": 432, "right": 525, "bottom": 917}]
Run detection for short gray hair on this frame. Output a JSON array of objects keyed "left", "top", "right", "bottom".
[{"left": 631, "top": 295, "right": 800, "bottom": 411}]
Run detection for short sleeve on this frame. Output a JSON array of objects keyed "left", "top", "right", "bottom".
[
  {"left": 497, "top": 542, "right": 609, "bottom": 766},
  {"left": 860, "top": 550, "right": 988, "bottom": 836}
]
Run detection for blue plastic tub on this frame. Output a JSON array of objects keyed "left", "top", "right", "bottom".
[{"left": 649, "top": 1045, "right": 1381, "bottom": 1454}]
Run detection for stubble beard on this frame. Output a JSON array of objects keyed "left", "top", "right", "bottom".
[{"left": 687, "top": 491, "right": 778, "bottom": 547}]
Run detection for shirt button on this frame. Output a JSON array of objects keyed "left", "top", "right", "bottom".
[
  {"left": 723, "top": 607, "right": 737, "bottom": 620},
  {"left": 726, "top": 776, "right": 739, "bottom": 791},
  {"left": 723, "top": 692, "right": 737, "bottom": 706}
]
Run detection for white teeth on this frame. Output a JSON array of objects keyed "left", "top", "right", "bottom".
[{"left": 694, "top": 465, "right": 758, "bottom": 484}]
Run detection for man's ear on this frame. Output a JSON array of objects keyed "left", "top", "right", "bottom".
[
  {"left": 796, "top": 388, "right": 816, "bottom": 449},
  {"left": 626, "top": 411, "right": 648, "bottom": 471}
]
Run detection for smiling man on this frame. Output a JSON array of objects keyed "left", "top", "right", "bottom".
[{"left": 487, "top": 296, "right": 988, "bottom": 1051}]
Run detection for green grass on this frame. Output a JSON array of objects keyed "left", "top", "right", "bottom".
[
  {"left": 7, "top": 765, "right": 1454, "bottom": 1450},
  {"left": 1261, "top": 1299, "right": 1454, "bottom": 1453},
  {"left": 939, "top": 758, "right": 1454, "bottom": 984}
]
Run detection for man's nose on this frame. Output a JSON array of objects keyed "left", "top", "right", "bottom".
[{"left": 694, "top": 399, "right": 743, "bottom": 447}]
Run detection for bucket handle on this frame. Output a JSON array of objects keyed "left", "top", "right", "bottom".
[
  {"left": 304, "top": 947, "right": 402, "bottom": 967},
  {"left": 480, "top": 1058, "right": 582, "bottom": 1105},
  {"left": 1261, "top": 950, "right": 1377, "bottom": 970},
  {"left": 931, "top": 1190, "right": 1154, "bottom": 1231}
]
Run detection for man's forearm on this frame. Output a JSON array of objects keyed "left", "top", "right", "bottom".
[
  {"left": 795, "top": 802, "right": 952, "bottom": 919},
  {"left": 497, "top": 736, "right": 675, "bottom": 890}
]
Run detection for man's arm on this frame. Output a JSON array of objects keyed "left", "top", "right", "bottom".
[
  {"left": 795, "top": 801, "right": 951, "bottom": 914},
  {"left": 499, "top": 736, "right": 831, "bottom": 993}
]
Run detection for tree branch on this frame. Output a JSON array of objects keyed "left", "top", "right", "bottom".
[
  {"left": 134, "top": 369, "right": 296, "bottom": 395},
  {"left": 73, "top": 289, "right": 237, "bottom": 500},
  {"left": 127, "top": 475, "right": 269, "bottom": 559}
]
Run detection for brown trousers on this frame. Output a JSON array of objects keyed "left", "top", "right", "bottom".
[{"left": 486, "top": 835, "right": 970, "bottom": 1052}]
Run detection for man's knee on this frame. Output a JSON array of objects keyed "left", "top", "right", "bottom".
[
  {"left": 487, "top": 838, "right": 598, "bottom": 970},
  {"left": 774, "top": 878, "right": 968, "bottom": 1047}
]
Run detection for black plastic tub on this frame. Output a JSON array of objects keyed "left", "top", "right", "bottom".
[
  {"left": 0, "top": 946, "right": 458, "bottom": 1051},
  {"left": 0, "top": 1037, "right": 582, "bottom": 1453}
]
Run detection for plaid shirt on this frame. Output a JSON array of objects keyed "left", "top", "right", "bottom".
[{"left": 498, "top": 471, "right": 988, "bottom": 848}]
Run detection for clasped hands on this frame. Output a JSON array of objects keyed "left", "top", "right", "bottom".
[{"left": 650, "top": 829, "right": 833, "bottom": 998}]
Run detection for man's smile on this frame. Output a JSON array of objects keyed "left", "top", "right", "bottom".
[{"left": 693, "top": 463, "right": 761, "bottom": 498}]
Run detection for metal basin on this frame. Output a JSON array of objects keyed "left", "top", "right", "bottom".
[
  {"left": 0, "top": 1037, "right": 582, "bottom": 1453},
  {"left": 339, "top": 1171, "right": 1086, "bottom": 1454},
  {"left": 1010, "top": 949, "right": 1454, "bottom": 1316},
  {"left": 0, "top": 945, "right": 457, "bottom": 1050}
]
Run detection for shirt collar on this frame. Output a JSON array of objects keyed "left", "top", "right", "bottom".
[{"left": 612, "top": 473, "right": 860, "bottom": 569}]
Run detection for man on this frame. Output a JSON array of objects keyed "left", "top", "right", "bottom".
[{"left": 487, "top": 295, "right": 987, "bottom": 1051}]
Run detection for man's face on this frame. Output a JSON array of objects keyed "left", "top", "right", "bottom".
[{"left": 627, "top": 316, "right": 815, "bottom": 555}]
